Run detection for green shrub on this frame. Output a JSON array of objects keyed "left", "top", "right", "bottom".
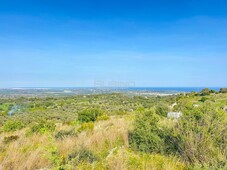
[
  {"left": 115, "top": 109, "right": 127, "bottom": 115},
  {"left": 29, "top": 121, "right": 56, "bottom": 134},
  {"left": 169, "top": 106, "right": 227, "bottom": 168},
  {"left": 46, "top": 145, "right": 65, "bottom": 169},
  {"left": 3, "top": 135, "right": 19, "bottom": 144},
  {"left": 97, "top": 114, "right": 110, "bottom": 121},
  {"left": 77, "top": 122, "right": 94, "bottom": 133},
  {"left": 219, "top": 88, "right": 227, "bottom": 93},
  {"left": 129, "top": 104, "right": 227, "bottom": 169},
  {"left": 55, "top": 129, "right": 77, "bottom": 140},
  {"left": 78, "top": 108, "right": 103, "bottom": 122},
  {"left": 68, "top": 148, "right": 98, "bottom": 164},
  {"left": 155, "top": 102, "right": 169, "bottom": 117},
  {"left": 199, "top": 97, "right": 208, "bottom": 102},
  {"left": 129, "top": 110, "right": 165, "bottom": 153},
  {"left": 200, "top": 88, "right": 211, "bottom": 96},
  {"left": 3, "top": 120, "right": 24, "bottom": 132}
]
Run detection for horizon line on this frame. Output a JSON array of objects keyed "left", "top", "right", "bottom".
[{"left": 0, "top": 86, "right": 223, "bottom": 89}]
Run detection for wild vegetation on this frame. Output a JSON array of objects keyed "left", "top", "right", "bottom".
[{"left": 0, "top": 89, "right": 227, "bottom": 169}]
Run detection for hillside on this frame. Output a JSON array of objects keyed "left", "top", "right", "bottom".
[{"left": 0, "top": 91, "right": 227, "bottom": 169}]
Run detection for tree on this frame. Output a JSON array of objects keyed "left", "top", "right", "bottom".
[
  {"left": 200, "top": 88, "right": 211, "bottom": 96},
  {"left": 219, "top": 88, "right": 227, "bottom": 93},
  {"left": 78, "top": 108, "right": 103, "bottom": 122}
]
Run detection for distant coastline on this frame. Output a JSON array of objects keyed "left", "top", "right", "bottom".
[{"left": 0, "top": 87, "right": 222, "bottom": 97}]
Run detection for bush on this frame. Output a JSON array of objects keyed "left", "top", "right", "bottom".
[
  {"left": 77, "top": 122, "right": 94, "bottom": 133},
  {"left": 200, "top": 88, "right": 211, "bottom": 96},
  {"left": 68, "top": 148, "right": 98, "bottom": 164},
  {"left": 97, "top": 114, "right": 110, "bottom": 121},
  {"left": 199, "top": 97, "right": 208, "bottom": 102},
  {"left": 3, "top": 135, "right": 19, "bottom": 144},
  {"left": 3, "top": 120, "right": 24, "bottom": 132},
  {"left": 29, "top": 121, "right": 56, "bottom": 134},
  {"left": 55, "top": 129, "right": 77, "bottom": 140},
  {"left": 129, "top": 110, "right": 165, "bottom": 153},
  {"left": 129, "top": 105, "right": 227, "bottom": 169},
  {"left": 78, "top": 108, "right": 103, "bottom": 122},
  {"left": 115, "top": 109, "right": 127, "bottom": 115},
  {"left": 155, "top": 103, "right": 169, "bottom": 117},
  {"left": 219, "top": 88, "right": 227, "bottom": 93},
  {"left": 169, "top": 106, "right": 227, "bottom": 168}
]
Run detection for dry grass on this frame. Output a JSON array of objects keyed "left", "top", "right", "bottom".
[
  {"left": 0, "top": 115, "right": 186, "bottom": 170},
  {"left": 63, "top": 116, "right": 130, "bottom": 163},
  {"left": 0, "top": 116, "right": 131, "bottom": 170},
  {"left": 0, "top": 130, "right": 51, "bottom": 169}
]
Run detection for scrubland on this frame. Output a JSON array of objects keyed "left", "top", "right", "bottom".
[{"left": 0, "top": 90, "right": 227, "bottom": 170}]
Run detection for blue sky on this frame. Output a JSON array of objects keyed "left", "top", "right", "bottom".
[{"left": 0, "top": 0, "right": 227, "bottom": 87}]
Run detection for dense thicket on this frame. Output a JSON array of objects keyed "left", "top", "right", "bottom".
[{"left": 129, "top": 102, "right": 227, "bottom": 169}]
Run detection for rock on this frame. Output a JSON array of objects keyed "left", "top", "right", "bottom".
[
  {"left": 167, "top": 112, "right": 182, "bottom": 119},
  {"left": 193, "top": 104, "right": 199, "bottom": 107},
  {"left": 222, "top": 106, "right": 227, "bottom": 113}
]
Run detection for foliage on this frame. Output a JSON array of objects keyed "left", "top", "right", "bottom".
[
  {"left": 2, "top": 120, "right": 24, "bottom": 132},
  {"left": 169, "top": 106, "right": 227, "bottom": 168},
  {"left": 219, "top": 88, "right": 227, "bottom": 93},
  {"left": 97, "top": 114, "right": 110, "bottom": 121},
  {"left": 115, "top": 108, "right": 128, "bottom": 115},
  {"left": 129, "top": 110, "right": 165, "bottom": 153},
  {"left": 77, "top": 122, "right": 94, "bottom": 133},
  {"left": 200, "top": 88, "right": 213, "bottom": 96},
  {"left": 155, "top": 102, "right": 169, "bottom": 117},
  {"left": 46, "top": 144, "right": 65, "bottom": 169},
  {"left": 129, "top": 102, "right": 227, "bottom": 169},
  {"left": 78, "top": 108, "right": 103, "bottom": 122},
  {"left": 0, "top": 103, "right": 12, "bottom": 114},
  {"left": 106, "top": 147, "right": 186, "bottom": 170},
  {"left": 68, "top": 148, "right": 99, "bottom": 164},
  {"left": 199, "top": 97, "right": 208, "bottom": 102},
  {"left": 28, "top": 121, "right": 56, "bottom": 134},
  {"left": 1, "top": 93, "right": 227, "bottom": 169},
  {"left": 55, "top": 129, "right": 77, "bottom": 140},
  {"left": 3, "top": 135, "right": 19, "bottom": 144}
]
